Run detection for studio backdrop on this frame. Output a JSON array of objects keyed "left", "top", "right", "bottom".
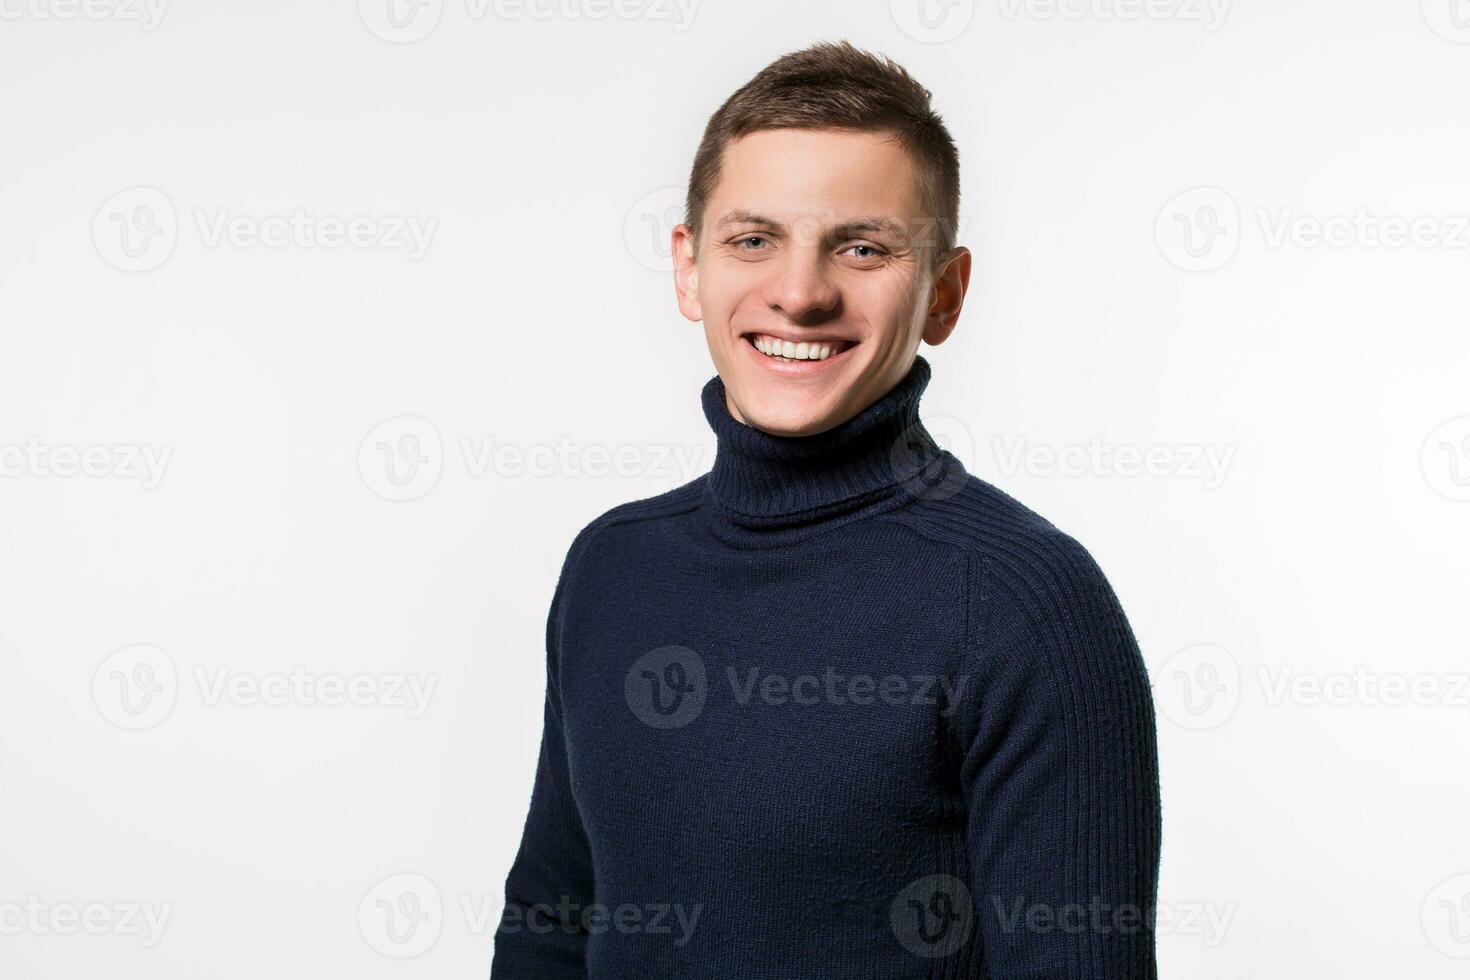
[{"left": 2, "top": 1, "right": 1467, "bottom": 977}]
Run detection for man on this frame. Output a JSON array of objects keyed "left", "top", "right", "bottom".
[{"left": 491, "top": 40, "right": 1161, "bottom": 979}]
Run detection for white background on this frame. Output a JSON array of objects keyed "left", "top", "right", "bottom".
[{"left": 2, "top": 1, "right": 1469, "bottom": 976}]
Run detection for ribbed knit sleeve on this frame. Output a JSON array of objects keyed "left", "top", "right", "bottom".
[
  {"left": 953, "top": 531, "right": 1161, "bottom": 979},
  {"left": 490, "top": 531, "right": 597, "bottom": 979}
]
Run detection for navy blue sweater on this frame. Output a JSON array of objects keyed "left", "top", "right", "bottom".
[{"left": 491, "top": 355, "right": 1161, "bottom": 978}]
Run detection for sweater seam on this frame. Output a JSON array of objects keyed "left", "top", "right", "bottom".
[{"left": 549, "top": 489, "right": 705, "bottom": 693}]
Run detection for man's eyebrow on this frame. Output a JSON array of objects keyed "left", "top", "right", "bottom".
[
  {"left": 831, "top": 216, "right": 909, "bottom": 240},
  {"left": 714, "top": 208, "right": 782, "bottom": 228},
  {"left": 713, "top": 210, "right": 911, "bottom": 240}
]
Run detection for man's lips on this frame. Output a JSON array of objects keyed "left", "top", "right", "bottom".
[
  {"left": 741, "top": 331, "right": 856, "bottom": 362},
  {"left": 739, "top": 331, "right": 857, "bottom": 373}
]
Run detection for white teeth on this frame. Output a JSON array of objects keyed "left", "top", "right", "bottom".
[{"left": 750, "top": 335, "right": 841, "bottom": 362}]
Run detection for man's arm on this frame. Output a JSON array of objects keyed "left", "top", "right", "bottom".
[
  {"left": 490, "top": 536, "right": 597, "bottom": 979},
  {"left": 954, "top": 535, "right": 1161, "bottom": 978}
]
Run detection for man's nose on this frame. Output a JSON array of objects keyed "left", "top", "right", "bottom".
[{"left": 762, "top": 251, "right": 841, "bottom": 323}]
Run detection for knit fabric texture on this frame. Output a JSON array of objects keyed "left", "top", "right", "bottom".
[{"left": 491, "top": 354, "right": 1162, "bottom": 979}]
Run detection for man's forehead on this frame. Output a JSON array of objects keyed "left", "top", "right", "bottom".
[
  {"left": 726, "top": 125, "right": 906, "bottom": 156},
  {"left": 711, "top": 128, "right": 924, "bottom": 214}
]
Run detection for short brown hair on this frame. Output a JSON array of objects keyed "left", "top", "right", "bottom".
[{"left": 685, "top": 40, "right": 961, "bottom": 266}]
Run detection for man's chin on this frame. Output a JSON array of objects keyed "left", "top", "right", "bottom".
[
  {"left": 729, "top": 384, "right": 849, "bottom": 437},
  {"left": 719, "top": 340, "right": 875, "bottom": 436}
]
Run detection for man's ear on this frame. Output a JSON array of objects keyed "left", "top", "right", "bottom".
[
  {"left": 921, "top": 245, "right": 972, "bottom": 346},
  {"left": 672, "top": 224, "right": 703, "bottom": 322}
]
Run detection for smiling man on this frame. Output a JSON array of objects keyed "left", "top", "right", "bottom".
[{"left": 491, "top": 41, "right": 1161, "bottom": 979}]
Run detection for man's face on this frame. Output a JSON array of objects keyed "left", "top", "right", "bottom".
[{"left": 673, "top": 127, "right": 968, "bottom": 437}]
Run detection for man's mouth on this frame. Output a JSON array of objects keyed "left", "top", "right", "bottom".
[{"left": 744, "top": 332, "right": 855, "bottom": 362}]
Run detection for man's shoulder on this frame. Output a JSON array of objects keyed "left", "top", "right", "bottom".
[
  {"left": 558, "top": 475, "right": 709, "bottom": 573},
  {"left": 896, "top": 468, "right": 1120, "bottom": 607},
  {"left": 899, "top": 471, "right": 1141, "bottom": 685},
  {"left": 893, "top": 469, "right": 1078, "bottom": 556}
]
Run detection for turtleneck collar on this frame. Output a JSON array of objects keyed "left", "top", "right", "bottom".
[{"left": 699, "top": 354, "right": 953, "bottom": 531}]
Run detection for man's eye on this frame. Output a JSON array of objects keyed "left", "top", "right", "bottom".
[
  {"left": 843, "top": 243, "right": 887, "bottom": 260},
  {"left": 734, "top": 235, "right": 769, "bottom": 251}
]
